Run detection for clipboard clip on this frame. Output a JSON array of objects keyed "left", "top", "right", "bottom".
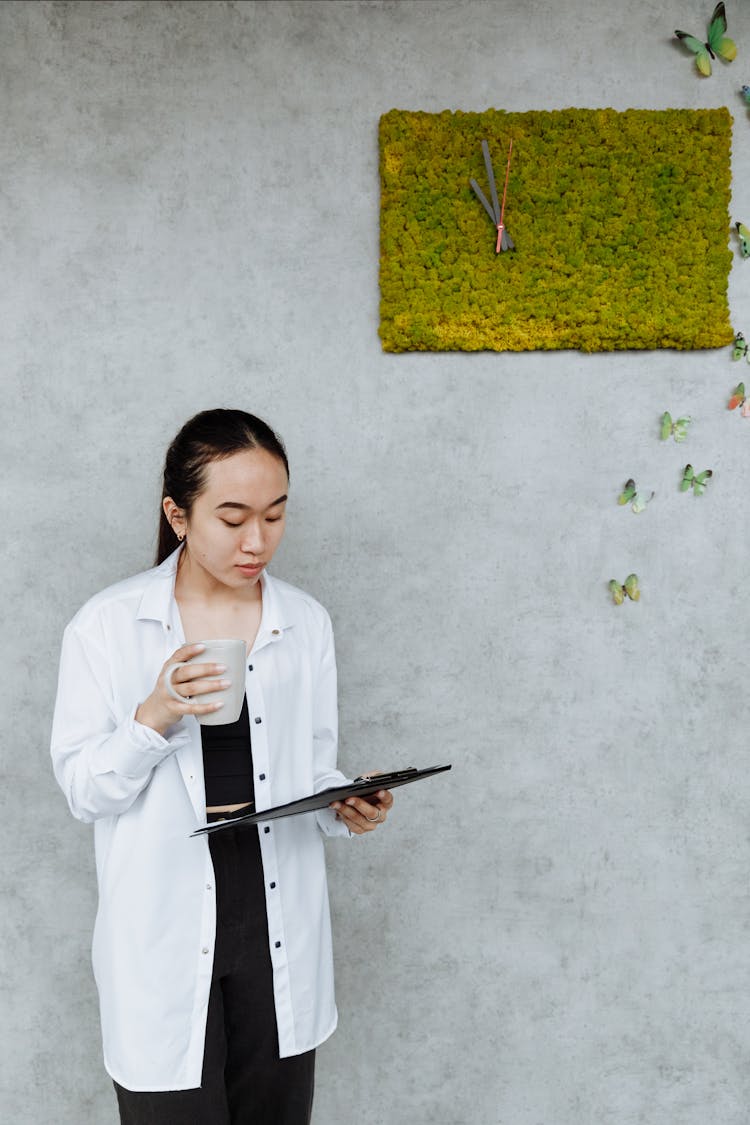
[{"left": 352, "top": 767, "right": 417, "bottom": 784}]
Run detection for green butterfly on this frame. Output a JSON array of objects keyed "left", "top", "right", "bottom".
[
  {"left": 660, "top": 411, "right": 691, "bottom": 442},
  {"left": 680, "top": 464, "right": 713, "bottom": 496},
  {"left": 675, "top": 3, "right": 737, "bottom": 76},
  {"left": 618, "top": 479, "right": 655, "bottom": 513},
  {"left": 609, "top": 575, "right": 640, "bottom": 605},
  {"left": 742, "top": 85, "right": 750, "bottom": 104},
  {"left": 732, "top": 331, "right": 749, "bottom": 360},
  {"left": 736, "top": 221, "right": 750, "bottom": 257}
]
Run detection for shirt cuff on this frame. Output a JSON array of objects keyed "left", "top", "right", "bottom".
[
  {"left": 315, "top": 805, "right": 354, "bottom": 838},
  {"left": 90, "top": 710, "right": 189, "bottom": 780}
]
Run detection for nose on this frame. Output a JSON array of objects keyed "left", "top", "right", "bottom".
[{"left": 239, "top": 519, "right": 264, "bottom": 557}]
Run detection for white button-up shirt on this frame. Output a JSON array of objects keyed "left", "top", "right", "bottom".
[{"left": 50, "top": 548, "right": 351, "bottom": 1092}]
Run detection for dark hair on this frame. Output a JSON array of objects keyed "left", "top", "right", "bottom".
[{"left": 155, "top": 409, "right": 289, "bottom": 565}]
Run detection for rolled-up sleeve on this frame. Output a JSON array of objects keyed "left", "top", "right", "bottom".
[
  {"left": 50, "top": 621, "right": 185, "bottom": 823},
  {"left": 312, "top": 611, "right": 352, "bottom": 838}
]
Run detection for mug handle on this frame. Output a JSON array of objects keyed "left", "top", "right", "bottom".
[{"left": 164, "top": 661, "right": 190, "bottom": 702}]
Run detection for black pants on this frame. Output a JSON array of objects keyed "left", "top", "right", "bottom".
[{"left": 114, "top": 826, "right": 315, "bottom": 1125}]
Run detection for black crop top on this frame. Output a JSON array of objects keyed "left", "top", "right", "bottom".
[{"left": 200, "top": 696, "right": 255, "bottom": 807}]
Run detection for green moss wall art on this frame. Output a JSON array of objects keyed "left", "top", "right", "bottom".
[{"left": 379, "top": 108, "right": 734, "bottom": 353}]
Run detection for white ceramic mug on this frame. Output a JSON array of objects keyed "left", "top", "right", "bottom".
[{"left": 164, "top": 638, "right": 247, "bottom": 726}]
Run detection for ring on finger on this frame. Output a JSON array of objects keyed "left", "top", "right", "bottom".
[{"left": 365, "top": 811, "right": 380, "bottom": 823}]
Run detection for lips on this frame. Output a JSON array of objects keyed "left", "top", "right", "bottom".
[{"left": 236, "top": 562, "right": 264, "bottom": 573}]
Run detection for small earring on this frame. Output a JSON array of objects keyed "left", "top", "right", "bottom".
[{"left": 177, "top": 533, "right": 185, "bottom": 542}]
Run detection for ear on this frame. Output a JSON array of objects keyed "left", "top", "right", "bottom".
[{"left": 163, "top": 496, "right": 187, "bottom": 539}]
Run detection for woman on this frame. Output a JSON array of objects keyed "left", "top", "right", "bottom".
[{"left": 51, "top": 408, "right": 393, "bottom": 1124}]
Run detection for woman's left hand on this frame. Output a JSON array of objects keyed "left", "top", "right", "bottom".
[{"left": 331, "top": 782, "right": 394, "bottom": 835}]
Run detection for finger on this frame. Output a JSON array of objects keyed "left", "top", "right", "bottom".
[
  {"left": 170, "top": 661, "right": 228, "bottom": 683},
  {"left": 168, "top": 681, "right": 233, "bottom": 705},
  {"left": 344, "top": 798, "right": 385, "bottom": 830},
  {"left": 345, "top": 796, "right": 385, "bottom": 820},
  {"left": 330, "top": 801, "right": 368, "bottom": 830},
  {"left": 376, "top": 788, "right": 394, "bottom": 810},
  {"left": 169, "top": 696, "right": 227, "bottom": 716},
  {"left": 170, "top": 642, "right": 207, "bottom": 661},
  {"left": 329, "top": 797, "right": 387, "bottom": 834},
  {"left": 166, "top": 665, "right": 230, "bottom": 693},
  {"left": 335, "top": 804, "right": 375, "bottom": 834},
  {"left": 172, "top": 657, "right": 230, "bottom": 684}
]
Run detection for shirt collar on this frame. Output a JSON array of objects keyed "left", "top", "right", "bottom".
[
  {"left": 135, "top": 548, "right": 181, "bottom": 625},
  {"left": 255, "top": 567, "right": 293, "bottom": 640},
  {"left": 135, "top": 546, "right": 294, "bottom": 641}
]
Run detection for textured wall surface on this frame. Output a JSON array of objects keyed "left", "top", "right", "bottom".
[{"left": 2, "top": 2, "right": 749, "bottom": 1122}]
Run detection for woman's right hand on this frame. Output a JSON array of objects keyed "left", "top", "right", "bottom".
[{"left": 135, "top": 644, "right": 230, "bottom": 736}]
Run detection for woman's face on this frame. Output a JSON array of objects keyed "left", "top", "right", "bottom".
[{"left": 167, "top": 448, "right": 289, "bottom": 591}]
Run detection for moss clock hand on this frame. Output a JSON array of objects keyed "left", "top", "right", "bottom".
[
  {"left": 470, "top": 138, "right": 515, "bottom": 253},
  {"left": 497, "top": 138, "right": 513, "bottom": 253}
]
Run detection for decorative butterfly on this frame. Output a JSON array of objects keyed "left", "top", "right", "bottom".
[
  {"left": 675, "top": 3, "right": 737, "bottom": 76},
  {"left": 609, "top": 575, "right": 640, "bottom": 605},
  {"left": 660, "top": 411, "right": 691, "bottom": 442},
  {"left": 618, "top": 479, "right": 655, "bottom": 513},
  {"left": 680, "top": 464, "right": 713, "bottom": 495},
  {"left": 736, "top": 221, "right": 750, "bottom": 257},
  {"left": 732, "top": 331, "right": 749, "bottom": 360},
  {"left": 728, "top": 381, "right": 750, "bottom": 415},
  {"left": 742, "top": 85, "right": 750, "bottom": 103}
]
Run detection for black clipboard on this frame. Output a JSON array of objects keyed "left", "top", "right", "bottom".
[{"left": 191, "top": 764, "right": 452, "bottom": 836}]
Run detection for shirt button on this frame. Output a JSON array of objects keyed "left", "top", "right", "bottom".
[
  {"left": 254, "top": 717, "right": 262, "bottom": 724},
  {"left": 166, "top": 624, "right": 171, "bottom": 631},
  {"left": 271, "top": 629, "right": 280, "bottom": 636},
  {"left": 274, "top": 941, "right": 281, "bottom": 949},
  {"left": 259, "top": 773, "right": 266, "bottom": 781},
  {"left": 263, "top": 826, "right": 270, "bottom": 834},
  {"left": 202, "top": 947, "right": 209, "bottom": 955},
  {"left": 248, "top": 664, "right": 253, "bottom": 671},
  {"left": 206, "top": 884, "right": 212, "bottom": 891},
  {"left": 270, "top": 881, "right": 276, "bottom": 889}
]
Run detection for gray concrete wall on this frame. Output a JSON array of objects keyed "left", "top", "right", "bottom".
[{"left": 3, "top": 1, "right": 749, "bottom": 1121}]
